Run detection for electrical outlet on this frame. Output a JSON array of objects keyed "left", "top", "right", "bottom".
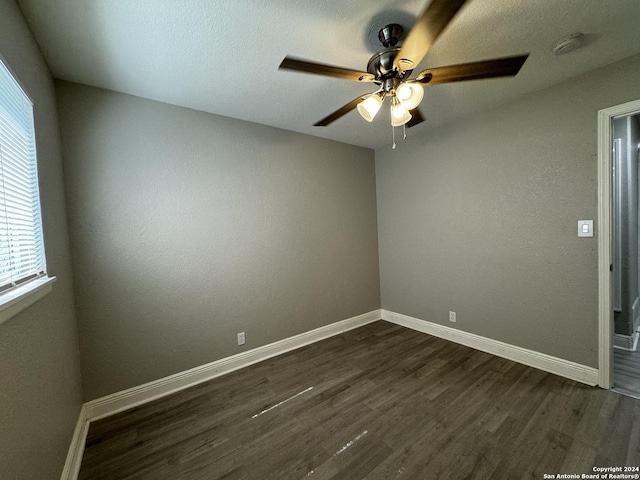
[
  {"left": 449, "top": 311, "right": 456, "bottom": 323},
  {"left": 237, "top": 332, "right": 246, "bottom": 346}
]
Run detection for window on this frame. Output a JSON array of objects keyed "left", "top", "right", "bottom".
[{"left": 0, "top": 57, "right": 54, "bottom": 324}]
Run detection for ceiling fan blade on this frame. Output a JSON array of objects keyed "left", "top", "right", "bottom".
[
  {"left": 394, "top": 0, "right": 468, "bottom": 72},
  {"left": 280, "top": 56, "right": 375, "bottom": 82},
  {"left": 415, "top": 54, "right": 529, "bottom": 85},
  {"left": 407, "top": 108, "right": 425, "bottom": 128},
  {"left": 314, "top": 95, "right": 370, "bottom": 126}
]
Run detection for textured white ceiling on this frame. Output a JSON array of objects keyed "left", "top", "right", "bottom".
[{"left": 17, "top": 0, "right": 640, "bottom": 149}]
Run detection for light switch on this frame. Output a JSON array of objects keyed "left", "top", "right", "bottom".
[{"left": 578, "top": 220, "right": 593, "bottom": 237}]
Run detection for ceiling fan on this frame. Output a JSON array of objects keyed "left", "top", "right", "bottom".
[{"left": 278, "top": 0, "right": 528, "bottom": 145}]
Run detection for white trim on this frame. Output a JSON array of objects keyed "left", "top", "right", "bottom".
[
  {"left": 614, "top": 333, "right": 634, "bottom": 351},
  {"left": 0, "top": 276, "right": 56, "bottom": 326},
  {"left": 598, "top": 99, "right": 640, "bottom": 389},
  {"left": 614, "top": 332, "right": 639, "bottom": 352},
  {"left": 59, "top": 406, "right": 89, "bottom": 480},
  {"left": 60, "top": 310, "right": 380, "bottom": 479},
  {"left": 83, "top": 309, "right": 381, "bottom": 422},
  {"left": 381, "top": 310, "right": 599, "bottom": 386},
  {"left": 61, "top": 307, "right": 603, "bottom": 478},
  {"left": 613, "top": 138, "right": 622, "bottom": 312}
]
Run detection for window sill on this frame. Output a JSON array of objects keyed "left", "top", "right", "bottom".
[{"left": 0, "top": 276, "right": 57, "bottom": 326}]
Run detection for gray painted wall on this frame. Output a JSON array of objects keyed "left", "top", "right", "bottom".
[
  {"left": 56, "top": 82, "right": 380, "bottom": 400},
  {"left": 0, "top": 1, "right": 82, "bottom": 479},
  {"left": 376, "top": 53, "right": 640, "bottom": 368}
]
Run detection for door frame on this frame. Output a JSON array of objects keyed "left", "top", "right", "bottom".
[{"left": 598, "top": 98, "right": 640, "bottom": 388}]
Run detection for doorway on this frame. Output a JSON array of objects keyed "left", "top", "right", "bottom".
[{"left": 598, "top": 99, "right": 640, "bottom": 395}]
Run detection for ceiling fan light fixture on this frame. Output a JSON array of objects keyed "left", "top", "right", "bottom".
[
  {"left": 357, "top": 94, "right": 383, "bottom": 122},
  {"left": 278, "top": 0, "right": 530, "bottom": 148},
  {"left": 391, "top": 102, "right": 412, "bottom": 127},
  {"left": 396, "top": 82, "right": 424, "bottom": 110}
]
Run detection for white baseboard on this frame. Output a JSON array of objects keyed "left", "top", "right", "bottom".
[
  {"left": 614, "top": 333, "right": 634, "bottom": 350},
  {"left": 84, "top": 309, "right": 381, "bottom": 422},
  {"left": 381, "top": 309, "right": 599, "bottom": 386},
  {"left": 62, "top": 307, "right": 602, "bottom": 478},
  {"left": 61, "top": 309, "right": 380, "bottom": 479},
  {"left": 59, "top": 405, "right": 89, "bottom": 480},
  {"left": 614, "top": 332, "right": 639, "bottom": 351}
]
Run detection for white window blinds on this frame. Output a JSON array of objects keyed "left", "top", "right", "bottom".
[{"left": 0, "top": 58, "right": 46, "bottom": 293}]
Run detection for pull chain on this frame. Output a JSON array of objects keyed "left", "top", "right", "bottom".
[{"left": 391, "top": 124, "right": 407, "bottom": 149}]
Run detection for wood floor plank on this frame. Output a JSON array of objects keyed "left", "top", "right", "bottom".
[
  {"left": 79, "top": 321, "right": 640, "bottom": 479},
  {"left": 614, "top": 347, "right": 640, "bottom": 398}
]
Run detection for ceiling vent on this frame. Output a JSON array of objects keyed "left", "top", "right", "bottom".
[{"left": 552, "top": 33, "right": 584, "bottom": 56}]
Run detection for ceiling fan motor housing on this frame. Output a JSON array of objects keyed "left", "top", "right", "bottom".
[
  {"left": 367, "top": 24, "right": 412, "bottom": 82},
  {"left": 367, "top": 47, "right": 400, "bottom": 79},
  {"left": 378, "top": 23, "right": 403, "bottom": 47}
]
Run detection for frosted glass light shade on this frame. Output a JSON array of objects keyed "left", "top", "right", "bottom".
[
  {"left": 396, "top": 82, "right": 424, "bottom": 110},
  {"left": 357, "top": 94, "right": 383, "bottom": 122},
  {"left": 391, "top": 103, "right": 412, "bottom": 127}
]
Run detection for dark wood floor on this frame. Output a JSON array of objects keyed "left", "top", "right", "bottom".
[{"left": 79, "top": 321, "right": 640, "bottom": 479}]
